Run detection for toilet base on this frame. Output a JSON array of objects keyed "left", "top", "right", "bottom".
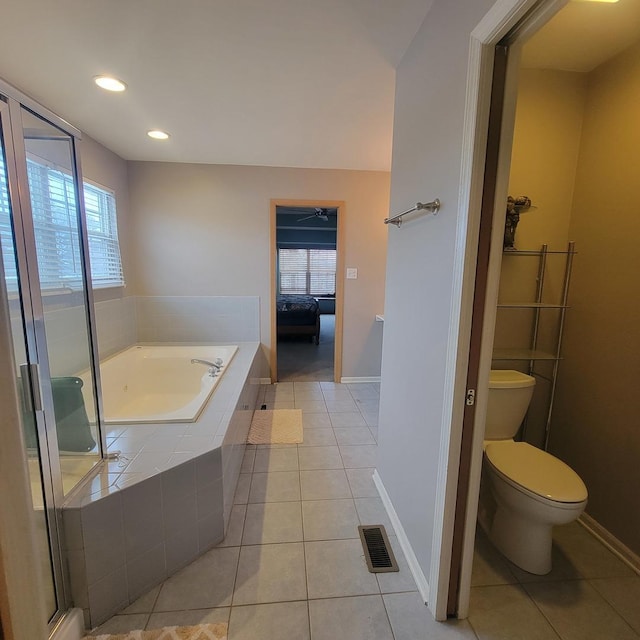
[{"left": 490, "top": 506, "right": 552, "bottom": 575}]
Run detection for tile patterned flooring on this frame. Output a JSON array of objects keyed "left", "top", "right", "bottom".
[{"left": 93, "top": 382, "right": 640, "bottom": 639}]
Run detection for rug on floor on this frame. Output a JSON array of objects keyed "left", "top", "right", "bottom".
[
  {"left": 82, "top": 623, "right": 227, "bottom": 640},
  {"left": 247, "top": 408, "right": 303, "bottom": 444}
]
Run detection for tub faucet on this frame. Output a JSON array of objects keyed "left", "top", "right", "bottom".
[{"left": 191, "top": 358, "right": 223, "bottom": 376}]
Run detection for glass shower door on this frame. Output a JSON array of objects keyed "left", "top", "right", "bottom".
[
  {"left": 0, "top": 87, "right": 105, "bottom": 629},
  {"left": 0, "top": 98, "right": 59, "bottom": 622},
  {"left": 19, "top": 106, "right": 102, "bottom": 494}
]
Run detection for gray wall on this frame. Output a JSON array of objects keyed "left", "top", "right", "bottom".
[
  {"left": 127, "top": 162, "right": 389, "bottom": 379},
  {"left": 79, "top": 134, "right": 132, "bottom": 305},
  {"left": 377, "top": 0, "right": 495, "bottom": 592}
]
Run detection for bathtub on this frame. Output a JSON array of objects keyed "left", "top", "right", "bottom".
[{"left": 98, "top": 345, "right": 238, "bottom": 424}]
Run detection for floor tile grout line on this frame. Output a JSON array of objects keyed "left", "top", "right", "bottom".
[
  {"left": 143, "top": 582, "right": 165, "bottom": 628},
  {"left": 587, "top": 577, "right": 640, "bottom": 634},
  {"left": 140, "top": 612, "right": 151, "bottom": 631},
  {"left": 297, "top": 434, "right": 311, "bottom": 611},
  {"left": 519, "top": 581, "right": 573, "bottom": 640},
  {"left": 525, "top": 576, "right": 640, "bottom": 640},
  {"left": 379, "top": 590, "right": 399, "bottom": 640},
  {"left": 464, "top": 617, "right": 483, "bottom": 640},
  {"left": 229, "top": 459, "right": 258, "bottom": 612}
]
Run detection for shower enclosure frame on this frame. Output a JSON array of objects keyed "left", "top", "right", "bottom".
[{"left": 0, "top": 77, "right": 107, "bottom": 630}]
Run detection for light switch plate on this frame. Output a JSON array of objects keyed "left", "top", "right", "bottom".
[{"left": 346, "top": 268, "right": 358, "bottom": 279}]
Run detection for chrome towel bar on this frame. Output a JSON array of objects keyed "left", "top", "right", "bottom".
[{"left": 384, "top": 199, "right": 440, "bottom": 227}]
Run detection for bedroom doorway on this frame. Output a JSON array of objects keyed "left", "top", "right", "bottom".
[{"left": 270, "top": 199, "right": 345, "bottom": 382}]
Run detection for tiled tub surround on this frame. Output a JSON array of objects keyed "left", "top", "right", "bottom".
[
  {"left": 7, "top": 294, "right": 259, "bottom": 380},
  {"left": 40, "top": 295, "right": 260, "bottom": 371},
  {"left": 135, "top": 296, "right": 260, "bottom": 345},
  {"left": 62, "top": 342, "right": 268, "bottom": 628}
]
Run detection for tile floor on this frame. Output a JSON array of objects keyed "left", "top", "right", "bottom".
[{"left": 92, "top": 382, "right": 640, "bottom": 639}]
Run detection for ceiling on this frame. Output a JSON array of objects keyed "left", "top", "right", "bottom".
[
  {"left": 276, "top": 207, "right": 338, "bottom": 232},
  {"left": 2, "top": 1, "right": 638, "bottom": 173},
  {"left": 0, "top": 0, "right": 435, "bottom": 172},
  {"left": 521, "top": 0, "right": 640, "bottom": 72}
]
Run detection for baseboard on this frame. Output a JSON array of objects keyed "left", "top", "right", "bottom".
[
  {"left": 50, "top": 608, "right": 85, "bottom": 640},
  {"left": 340, "top": 376, "right": 381, "bottom": 383},
  {"left": 373, "top": 470, "right": 430, "bottom": 604},
  {"left": 578, "top": 513, "right": 640, "bottom": 576},
  {"left": 258, "top": 377, "right": 272, "bottom": 384}
]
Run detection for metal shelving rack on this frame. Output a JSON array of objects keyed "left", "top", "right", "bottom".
[{"left": 493, "top": 241, "right": 576, "bottom": 450}]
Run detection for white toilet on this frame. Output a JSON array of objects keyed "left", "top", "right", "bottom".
[{"left": 478, "top": 369, "right": 588, "bottom": 575}]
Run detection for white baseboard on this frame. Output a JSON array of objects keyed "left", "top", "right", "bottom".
[
  {"left": 373, "top": 470, "right": 430, "bottom": 604},
  {"left": 258, "top": 378, "right": 272, "bottom": 384},
  {"left": 340, "top": 376, "right": 381, "bottom": 383},
  {"left": 579, "top": 513, "right": 640, "bottom": 576},
  {"left": 50, "top": 608, "right": 85, "bottom": 640}
]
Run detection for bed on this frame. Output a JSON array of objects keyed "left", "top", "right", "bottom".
[{"left": 276, "top": 294, "right": 320, "bottom": 344}]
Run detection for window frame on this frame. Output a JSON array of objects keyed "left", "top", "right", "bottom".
[{"left": 0, "top": 151, "right": 125, "bottom": 293}]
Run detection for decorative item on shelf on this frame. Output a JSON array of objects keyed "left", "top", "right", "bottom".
[{"left": 504, "top": 195, "right": 532, "bottom": 250}]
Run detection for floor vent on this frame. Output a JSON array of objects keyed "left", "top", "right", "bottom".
[{"left": 358, "top": 525, "right": 399, "bottom": 573}]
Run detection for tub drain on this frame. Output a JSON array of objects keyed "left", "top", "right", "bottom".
[{"left": 358, "top": 525, "right": 399, "bottom": 573}]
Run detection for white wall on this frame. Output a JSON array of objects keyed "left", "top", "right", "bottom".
[
  {"left": 377, "top": 0, "right": 496, "bottom": 599},
  {"left": 127, "top": 162, "right": 389, "bottom": 379}
]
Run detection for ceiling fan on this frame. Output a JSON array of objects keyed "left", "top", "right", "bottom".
[{"left": 297, "top": 207, "right": 329, "bottom": 222}]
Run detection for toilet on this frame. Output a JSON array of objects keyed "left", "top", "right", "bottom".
[{"left": 478, "top": 369, "right": 588, "bottom": 575}]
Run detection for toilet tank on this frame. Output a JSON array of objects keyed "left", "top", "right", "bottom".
[{"left": 486, "top": 370, "right": 536, "bottom": 439}]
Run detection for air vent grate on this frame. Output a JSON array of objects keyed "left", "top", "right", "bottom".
[{"left": 358, "top": 525, "right": 399, "bottom": 573}]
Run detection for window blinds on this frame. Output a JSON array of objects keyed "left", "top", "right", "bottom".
[
  {"left": 0, "top": 153, "right": 124, "bottom": 291},
  {"left": 279, "top": 248, "right": 336, "bottom": 296}
]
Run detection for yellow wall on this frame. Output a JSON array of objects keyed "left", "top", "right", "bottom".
[
  {"left": 504, "top": 46, "right": 640, "bottom": 556},
  {"left": 550, "top": 41, "right": 640, "bottom": 556},
  {"left": 497, "top": 69, "right": 587, "bottom": 447},
  {"left": 507, "top": 69, "right": 587, "bottom": 253}
]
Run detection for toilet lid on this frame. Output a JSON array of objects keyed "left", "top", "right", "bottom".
[{"left": 485, "top": 441, "right": 588, "bottom": 503}]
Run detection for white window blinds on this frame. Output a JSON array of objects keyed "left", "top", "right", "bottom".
[
  {"left": 279, "top": 248, "right": 336, "bottom": 296},
  {"left": 0, "top": 153, "right": 124, "bottom": 291},
  {"left": 0, "top": 155, "right": 16, "bottom": 289}
]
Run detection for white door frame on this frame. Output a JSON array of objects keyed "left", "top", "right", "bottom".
[
  {"left": 430, "top": 0, "right": 568, "bottom": 620},
  {"left": 269, "top": 199, "right": 345, "bottom": 383}
]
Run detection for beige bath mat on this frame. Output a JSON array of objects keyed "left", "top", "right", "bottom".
[
  {"left": 83, "top": 623, "right": 227, "bottom": 640},
  {"left": 248, "top": 409, "right": 303, "bottom": 444}
]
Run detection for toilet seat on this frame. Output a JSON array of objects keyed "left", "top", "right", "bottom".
[{"left": 485, "top": 441, "right": 588, "bottom": 504}]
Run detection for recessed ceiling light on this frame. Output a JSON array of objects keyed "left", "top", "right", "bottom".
[
  {"left": 147, "top": 130, "right": 170, "bottom": 140},
  {"left": 94, "top": 76, "right": 127, "bottom": 92}
]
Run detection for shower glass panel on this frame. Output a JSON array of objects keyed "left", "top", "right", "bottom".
[
  {"left": 20, "top": 107, "right": 101, "bottom": 494},
  {"left": 0, "top": 100, "right": 58, "bottom": 621}
]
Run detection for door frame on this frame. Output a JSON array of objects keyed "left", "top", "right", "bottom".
[
  {"left": 439, "top": 0, "right": 569, "bottom": 620},
  {"left": 269, "top": 199, "right": 345, "bottom": 383}
]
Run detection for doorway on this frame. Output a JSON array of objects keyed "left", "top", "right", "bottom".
[
  {"left": 270, "top": 199, "right": 345, "bottom": 382},
  {"left": 449, "top": 0, "right": 640, "bottom": 621}
]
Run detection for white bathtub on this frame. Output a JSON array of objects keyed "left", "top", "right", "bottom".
[{"left": 98, "top": 345, "right": 238, "bottom": 424}]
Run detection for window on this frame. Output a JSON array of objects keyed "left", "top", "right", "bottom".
[
  {"left": 279, "top": 248, "right": 336, "bottom": 296},
  {"left": 0, "top": 154, "right": 124, "bottom": 291}
]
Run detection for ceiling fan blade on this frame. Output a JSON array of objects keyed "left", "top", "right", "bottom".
[{"left": 297, "top": 214, "right": 316, "bottom": 222}]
